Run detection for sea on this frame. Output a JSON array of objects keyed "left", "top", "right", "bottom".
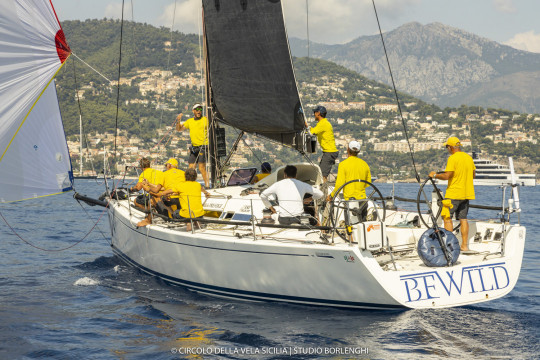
[{"left": 0, "top": 181, "right": 538, "bottom": 359}]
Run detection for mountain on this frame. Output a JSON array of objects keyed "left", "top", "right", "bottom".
[
  {"left": 55, "top": 19, "right": 538, "bottom": 177},
  {"left": 290, "top": 22, "right": 540, "bottom": 114}
]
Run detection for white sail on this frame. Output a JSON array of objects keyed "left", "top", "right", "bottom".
[{"left": 0, "top": 0, "right": 72, "bottom": 202}]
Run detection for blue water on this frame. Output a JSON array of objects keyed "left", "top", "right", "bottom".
[{"left": 1, "top": 181, "right": 538, "bottom": 359}]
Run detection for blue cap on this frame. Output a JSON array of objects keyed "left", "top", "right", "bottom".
[
  {"left": 261, "top": 162, "right": 271, "bottom": 173},
  {"left": 313, "top": 105, "right": 327, "bottom": 115}
]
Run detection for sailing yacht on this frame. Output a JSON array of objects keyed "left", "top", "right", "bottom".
[{"left": 0, "top": 0, "right": 527, "bottom": 309}]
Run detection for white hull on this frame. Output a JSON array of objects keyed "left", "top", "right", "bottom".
[
  {"left": 474, "top": 177, "right": 536, "bottom": 187},
  {"left": 107, "top": 192, "right": 525, "bottom": 310}
]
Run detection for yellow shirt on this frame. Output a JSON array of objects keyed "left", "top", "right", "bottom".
[
  {"left": 253, "top": 173, "right": 270, "bottom": 183},
  {"left": 163, "top": 168, "right": 185, "bottom": 198},
  {"left": 310, "top": 118, "right": 338, "bottom": 153},
  {"left": 138, "top": 168, "right": 164, "bottom": 186},
  {"left": 444, "top": 151, "right": 476, "bottom": 200},
  {"left": 183, "top": 116, "right": 208, "bottom": 146},
  {"left": 331, "top": 156, "right": 371, "bottom": 200},
  {"left": 173, "top": 181, "right": 204, "bottom": 218}
]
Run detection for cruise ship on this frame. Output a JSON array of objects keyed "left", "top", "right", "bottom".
[{"left": 472, "top": 152, "right": 536, "bottom": 186}]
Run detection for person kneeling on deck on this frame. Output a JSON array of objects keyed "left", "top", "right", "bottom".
[
  {"left": 129, "top": 157, "right": 165, "bottom": 227},
  {"left": 147, "top": 158, "right": 185, "bottom": 217},
  {"left": 260, "top": 165, "right": 323, "bottom": 225},
  {"left": 161, "top": 168, "right": 210, "bottom": 231}
]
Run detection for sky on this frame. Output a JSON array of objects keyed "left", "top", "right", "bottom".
[{"left": 51, "top": 0, "right": 540, "bottom": 53}]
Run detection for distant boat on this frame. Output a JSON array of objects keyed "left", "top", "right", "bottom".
[{"left": 473, "top": 152, "right": 536, "bottom": 187}]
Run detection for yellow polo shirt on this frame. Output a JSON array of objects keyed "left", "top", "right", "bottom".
[
  {"left": 172, "top": 181, "right": 204, "bottom": 218},
  {"left": 444, "top": 151, "right": 476, "bottom": 200},
  {"left": 331, "top": 156, "right": 371, "bottom": 200},
  {"left": 183, "top": 116, "right": 208, "bottom": 146},
  {"left": 138, "top": 168, "right": 164, "bottom": 186},
  {"left": 310, "top": 118, "right": 338, "bottom": 153},
  {"left": 163, "top": 168, "right": 185, "bottom": 198},
  {"left": 253, "top": 173, "right": 270, "bottom": 183}
]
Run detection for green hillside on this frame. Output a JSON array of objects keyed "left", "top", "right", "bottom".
[{"left": 56, "top": 20, "right": 539, "bottom": 179}]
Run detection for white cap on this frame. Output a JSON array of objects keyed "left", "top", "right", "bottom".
[
  {"left": 348, "top": 140, "right": 361, "bottom": 151},
  {"left": 192, "top": 103, "right": 203, "bottom": 110}
]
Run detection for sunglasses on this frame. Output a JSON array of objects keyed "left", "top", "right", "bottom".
[{"left": 194, "top": 107, "right": 203, "bottom": 111}]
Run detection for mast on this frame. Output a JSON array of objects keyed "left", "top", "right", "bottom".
[
  {"left": 202, "top": 5, "right": 219, "bottom": 188},
  {"left": 79, "top": 114, "right": 83, "bottom": 176}
]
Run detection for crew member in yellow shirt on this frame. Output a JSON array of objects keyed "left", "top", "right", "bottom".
[
  {"left": 176, "top": 104, "right": 210, "bottom": 188},
  {"left": 250, "top": 162, "right": 272, "bottom": 184},
  {"left": 306, "top": 105, "right": 338, "bottom": 182},
  {"left": 162, "top": 168, "right": 210, "bottom": 231},
  {"left": 429, "top": 137, "right": 476, "bottom": 252},
  {"left": 147, "top": 158, "right": 185, "bottom": 216},
  {"left": 329, "top": 141, "right": 371, "bottom": 201},
  {"left": 129, "top": 157, "right": 165, "bottom": 227}
]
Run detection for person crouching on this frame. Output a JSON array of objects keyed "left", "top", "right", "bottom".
[{"left": 161, "top": 168, "right": 210, "bottom": 231}]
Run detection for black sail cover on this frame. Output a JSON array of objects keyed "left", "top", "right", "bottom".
[{"left": 202, "top": 0, "right": 305, "bottom": 149}]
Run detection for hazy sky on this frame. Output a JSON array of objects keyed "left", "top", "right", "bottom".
[{"left": 51, "top": 0, "right": 540, "bottom": 53}]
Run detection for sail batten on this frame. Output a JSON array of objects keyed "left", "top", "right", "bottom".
[
  {"left": 0, "top": 0, "right": 73, "bottom": 202},
  {"left": 202, "top": 0, "right": 305, "bottom": 148}
]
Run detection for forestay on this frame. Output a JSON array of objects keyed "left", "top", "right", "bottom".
[
  {"left": 0, "top": 0, "right": 72, "bottom": 202},
  {"left": 202, "top": 0, "right": 305, "bottom": 149}
]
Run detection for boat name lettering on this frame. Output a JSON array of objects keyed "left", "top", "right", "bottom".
[
  {"left": 205, "top": 202, "right": 224, "bottom": 209},
  {"left": 400, "top": 262, "right": 509, "bottom": 303},
  {"left": 240, "top": 205, "right": 251, "bottom": 212}
]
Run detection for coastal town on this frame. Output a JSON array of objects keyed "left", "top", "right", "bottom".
[{"left": 65, "top": 66, "right": 539, "bottom": 181}]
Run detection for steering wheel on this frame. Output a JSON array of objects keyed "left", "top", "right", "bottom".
[
  {"left": 329, "top": 179, "right": 386, "bottom": 241},
  {"left": 416, "top": 177, "right": 444, "bottom": 228}
]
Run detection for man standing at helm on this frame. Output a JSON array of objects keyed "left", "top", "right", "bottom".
[
  {"left": 176, "top": 104, "right": 210, "bottom": 188},
  {"left": 329, "top": 140, "right": 371, "bottom": 201},
  {"left": 429, "top": 137, "right": 476, "bottom": 252}
]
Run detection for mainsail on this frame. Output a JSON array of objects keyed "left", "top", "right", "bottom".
[
  {"left": 0, "top": 0, "right": 72, "bottom": 202},
  {"left": 202, "top": 0, "right": 305, "bottom": 148}
]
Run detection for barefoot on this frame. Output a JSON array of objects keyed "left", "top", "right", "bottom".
[{"left": 137, "top": 218, "right": 151, "bottom": 227}]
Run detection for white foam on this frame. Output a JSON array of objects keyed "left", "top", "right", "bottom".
[
  {"left": 74, "top": 277, "right": 100, "bottom": 286},
  {"left": 113, "top": 265, "right": 121, "bottom": 273},
  {"left": 112, "top": 286, "right": 133, "bottom": 292}
]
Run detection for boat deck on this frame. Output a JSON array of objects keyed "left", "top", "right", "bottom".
[{"left": 118, "top": 198, "right": 510, "bottom": 274}]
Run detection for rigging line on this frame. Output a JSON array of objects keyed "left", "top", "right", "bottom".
[
  {"left": 72, "top": 167, "right": 128, "bottom": 243},
  {"left": 306, "top": 0, "right": 310, "bottom": 60},
  {"left": 198, "top": 3, "right": 205, "bottom": 105},
  {"left": 83, "top": 132, "right": 98, "bottom": 176},
  {"left": 71, "top": 57, "right": 98, "bottom": 177},
  {"left": 130, "top": 0, "right": 137, "bottom": 69},
  {"left": 158, "top": 0, "right": 178, "bottom": 130},
  {"left": 71, "top": 52, "right": 115, "bottom": 84},
  {"left": 152, "top": 117, "right": 178, "bottom": 150},
  {"left": 229, "top": 127, "right": 264, "bottom": 166},
  {"left": 371, "top": 0, "right": 421, "bottom": 183},
  {"left": 129, "top": 0, "right": 143, "bottom": 136},
  {"left": 113, "top": 0, "right": 126, "bottom": 173},
  {"left": 0, "top": 197, "right": 110, "bottom": 252},
  {"left": 74, "top": 198, "right": 111, "bottom": 243},
  {"left": 199, "top": 5, "right": 209, "bottom": 179}
]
